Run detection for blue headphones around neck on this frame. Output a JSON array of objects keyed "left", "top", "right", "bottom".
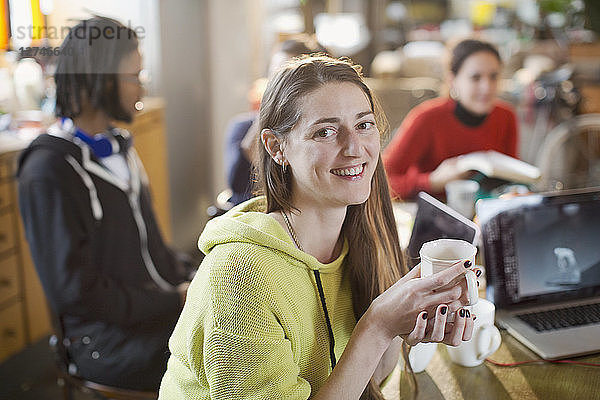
[
  {"left": 63, "top": 118, "right": 118, "bottom": 158},
  {"left": 74, "top": 129, "right": 115, "bottom": 158}
]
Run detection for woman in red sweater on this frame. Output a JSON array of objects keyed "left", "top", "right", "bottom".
[{"left": 382, "top": 39, "right": 518, "bottom": 200}]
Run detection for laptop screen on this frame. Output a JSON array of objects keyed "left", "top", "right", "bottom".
[
  {"left": 478, "top": 188, "right": 600, "bottom": 307},
  {"left": 407, "top": 192, "right": 480, "bottom": 267}
]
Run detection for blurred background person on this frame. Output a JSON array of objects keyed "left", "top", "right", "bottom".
[
  {"left": 17, "top": 17, "right": 193, "bottom": 391},
  {"left": 382, "top": 38, "right": 519, "bottom": 200}
]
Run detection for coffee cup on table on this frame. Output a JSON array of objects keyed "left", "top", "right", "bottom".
[
  {"left": 419, "top": 239, "right": 478, "bottom": 306},
  {"left": 445, "top": 179, "right": 480, "bottom": 219},
  {"left": 446, "top": 298, "right": 501, "bottom": 367},
  {"left": 403, "top": 342, "right": 438, "bottom": 373}
]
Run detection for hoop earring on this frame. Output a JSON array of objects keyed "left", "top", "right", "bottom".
[{"left": 450, "top": 87, "right": 459, "bottom": 100}]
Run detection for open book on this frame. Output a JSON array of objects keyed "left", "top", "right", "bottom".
[{"left": 456, "top": 151, "right": 541, "bottom": 184}]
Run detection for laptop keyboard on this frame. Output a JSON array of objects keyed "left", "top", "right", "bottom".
[{"left": 517, "top": 302, "right": 600, "bottom": 332}]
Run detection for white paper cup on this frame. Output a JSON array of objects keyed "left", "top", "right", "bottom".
[
  {"left": 445, "top": 179, "right": 480, "bottom": 219},
  {"left": 419, "top": 239, "right": 478, "bottom": 305},
  {"left": 446, "top": 298, "right": 501, "bottom": 367}
]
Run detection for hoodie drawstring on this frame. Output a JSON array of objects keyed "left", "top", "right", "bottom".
[
  {"left": 313, "top": 270, "right": 337, "bottom": 370},
  {"left": 65, "top": 154, "right": 103, "bottom": 221}
]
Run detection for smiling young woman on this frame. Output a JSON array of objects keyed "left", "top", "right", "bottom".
[{"left": 159, "top": 55, "right": 478, "bottom": 400}]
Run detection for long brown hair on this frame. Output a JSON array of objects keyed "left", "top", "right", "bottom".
[{"left": 255, "top": 54, "right": 411, "bottom": 399}]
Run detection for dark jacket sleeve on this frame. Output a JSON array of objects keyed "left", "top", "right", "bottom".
[
  {"left": 224, "top": 115, "right": 254, "bottom": 204},
  {"left": 18, "top": 175, "right": 182, "bottom": 327}
]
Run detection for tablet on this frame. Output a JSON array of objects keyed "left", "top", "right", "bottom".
[{"left": 406, "top": 192, "right": 480, "bottom": 267}]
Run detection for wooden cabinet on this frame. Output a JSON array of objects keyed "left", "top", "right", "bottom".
[
  {"left": 0, "top": 302, "right": 26, "bottom": 361},
  {"left": 116, "top": 97, "right": 173, "bottom": 242},
  {"left": 0, "top": 256, "right": 19, "bottom": 304},
  {"left": 0, "top": 146, "right": 50, "bottom": 363},
  {"left": 0, "top": 97, "right": 172, "bottom": 362}
]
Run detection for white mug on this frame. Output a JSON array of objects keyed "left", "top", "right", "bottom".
[
  {"left": 419, "top": 239, "right": 479, "bottom": 305},
  {"left": 445, "top": 179, "right": 480, "bottom": 219},
  {"left": 399, "top": 342, "right": 438, "bottom": 373},
  {"left": 446, "top": 298, "right": 501, "bottom": 367}
]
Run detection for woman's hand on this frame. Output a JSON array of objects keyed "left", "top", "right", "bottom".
[
  {"left": 429, "top": 156, "right": 473, "bottom": 192},
  {"left": 369, "top": 260, "right": 476, "bottom": 344},
  {"left": 313, "top": 262, "right": 479, "bottom": 400},
  {"left": 404, "top": 304, "right": 475, "bottom": 347}
]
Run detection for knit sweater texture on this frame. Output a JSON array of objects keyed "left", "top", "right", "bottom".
[
  {"left": 159, "top": 197, "right": 356, "bottom": 399},
  {"left": 382, "top": 97, "right": 518, "bottom": 200}
]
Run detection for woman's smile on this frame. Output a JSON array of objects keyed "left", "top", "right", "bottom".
[{"left": 330, "top": 162, "right": 366, "bottom": 180}]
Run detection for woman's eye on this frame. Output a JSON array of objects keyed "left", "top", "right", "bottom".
[
  {"left": 314, "top": 128, "right": 336, "bottom": 139},
  {"left": 357, "top": 121, "right": 375, "bottom": 131}
]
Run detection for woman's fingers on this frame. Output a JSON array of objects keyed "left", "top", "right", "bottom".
[
  {"left": 423, "top": 284, "right": 465, "bottom": 308},
  {"left": 445, "top": 299, "right": 465, "bottom": 317},
  {"left": 432, "top": 263, "right": 483, "bottom": 293},
  {"left": 425, "top": 262, "right": 483, "bottom": 292},
  {"left": 445, "top": 308, "right": 469, "bottom": 347},
  {"left": 462, "top": 309, "right": 475, "bottom": 341},
  {"left": 418, "top": 259, "right": 471, "bottom": 292},
  {"left": 395, "top": 263, "right": 422, "bottom": 286},
  {"left": 405, "top": 311, "right": 428, "bottom": 346},
  {"left": 429, "top": 304, "right": 448, "bottom": 342}
]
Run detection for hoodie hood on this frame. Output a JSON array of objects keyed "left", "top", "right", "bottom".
[
  {"left": 17, "top": 126, "right": 141, "bottom": 224},
  {"left": 198, "top": 197, "right": 348, "bottom": 273},
  {"left": 18, "top": 133, "right": 82, "bottom": 173},
  {"left": 18, "top": 124, "right": 132, "bottom": 175},
  {"left": 17, "top": 134, "right": 107, "bottom": 221}
]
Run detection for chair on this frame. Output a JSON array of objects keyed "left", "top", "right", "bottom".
[
  {"left": 48, "top": 311, "right": 157, "bottom": 400},
  {"left": 535, "top": 113, "right": 600, "bottom": 191}
]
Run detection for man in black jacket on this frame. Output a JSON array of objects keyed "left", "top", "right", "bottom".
[{"left": 18, "top": 17, "right": 193, "bottom": 391}]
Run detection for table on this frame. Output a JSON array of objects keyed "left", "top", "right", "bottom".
[
  {"left": 381, "top": 331, "right": 600, "bottom": 400},
  {"left": 388, "top": 200, "right": 600, "bottom": 399}
]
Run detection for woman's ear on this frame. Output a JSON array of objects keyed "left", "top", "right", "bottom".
[
  {"left": 261, "top": 129, "right": 285, "bottom": 165},
  {"left": 447, "top": 73, "right": 458, "bottom": 99}
]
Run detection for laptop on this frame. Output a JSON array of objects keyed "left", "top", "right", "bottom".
[
  {"left": 477, "top": 188, "right": 600, "bottom": 359},
  {"left": 406, "top": 192, "right": 480, "bottom": 267}
]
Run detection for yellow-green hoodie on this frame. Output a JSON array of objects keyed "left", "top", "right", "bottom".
[{"left": 159, "top": 197, "right": 355, "bottom": 399}]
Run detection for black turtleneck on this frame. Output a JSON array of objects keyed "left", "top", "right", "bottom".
[{"left": 454, "top": 101, "right": 488, "bottom": 127}]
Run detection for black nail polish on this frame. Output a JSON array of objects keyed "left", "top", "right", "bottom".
[
  {"left": 459, "top": 309, "right": 466, "bottom": 318},
  {"left": 476, "top": 269, "right": 482, "bottom": 277},
  {"left": 473, "top": 316, "right": 477, "bottom": 321},
  {"left": 466, "top": 310, "right": 471, "bottom": 318},
  {"left": 477, "top": 281, "right": 480, "bottom": 287},
  {"left": 464, "top": 260, "right": 472, "bottom": 268},
  {"left": 422, "top": 312, "right": 428, "bottom": 320},
  {"left": 440, "top": 306, "right": 447, "bottom": 315}
]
